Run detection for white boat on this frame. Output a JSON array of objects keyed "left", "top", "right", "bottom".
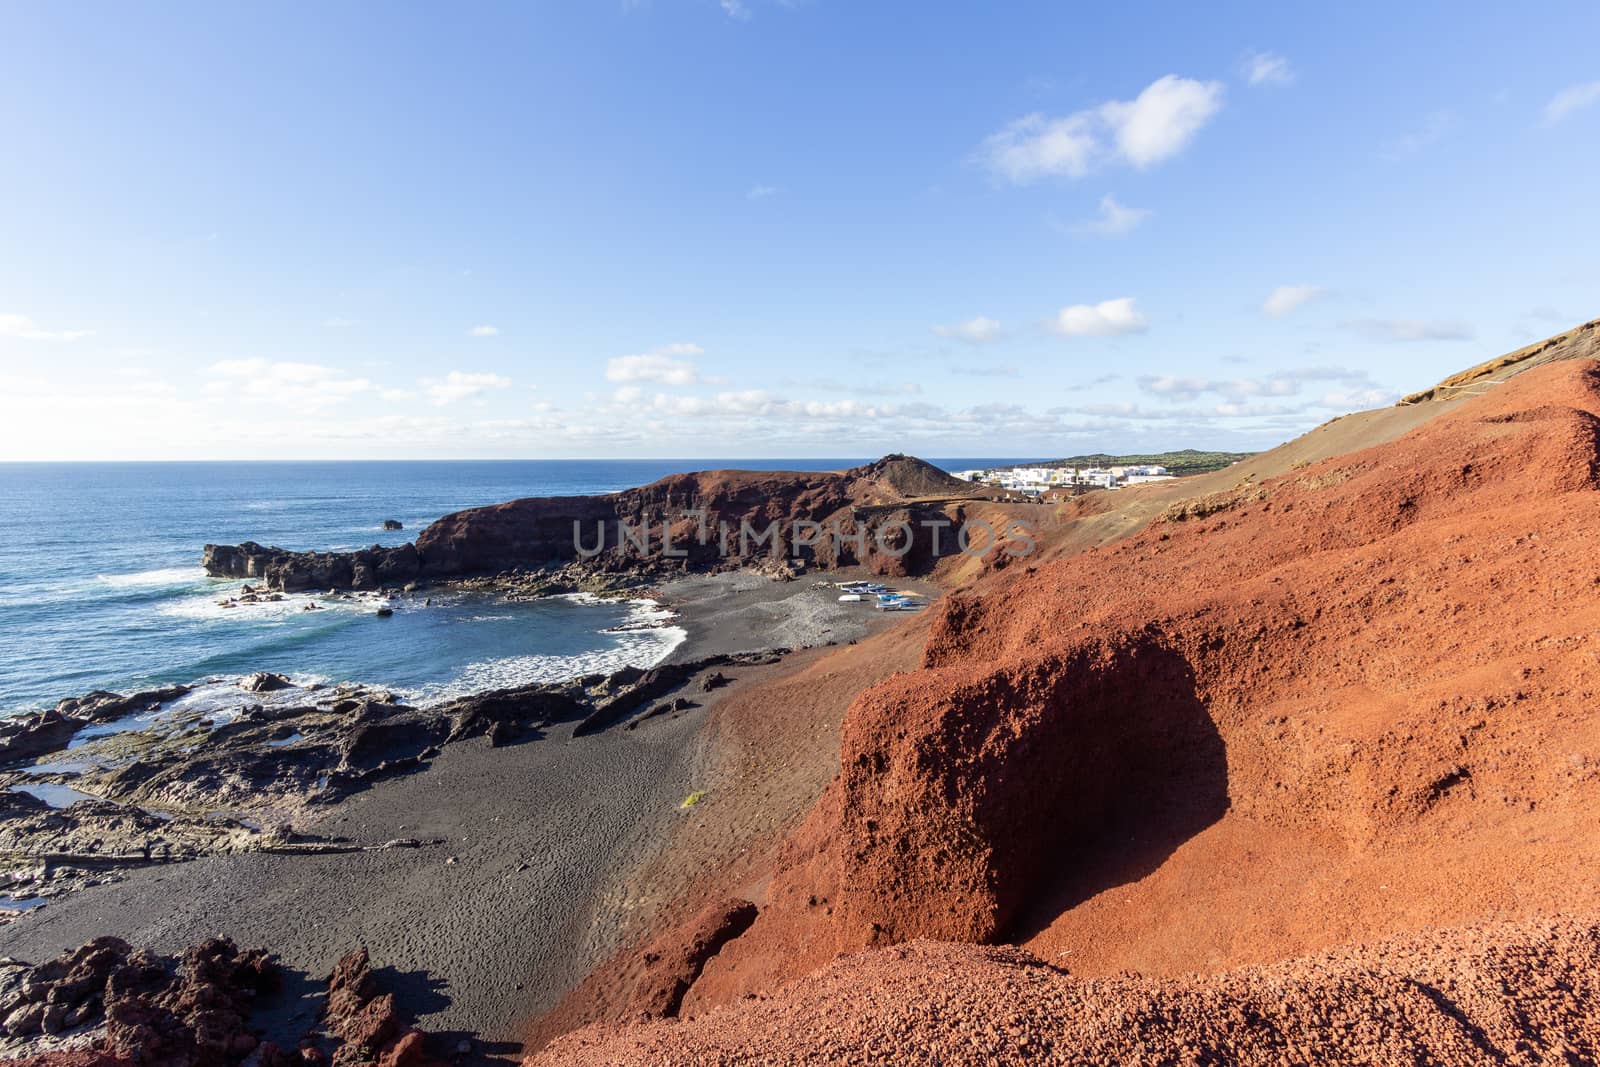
[{"left": 838, "top": 593, "right": 865, "bottom": 602}]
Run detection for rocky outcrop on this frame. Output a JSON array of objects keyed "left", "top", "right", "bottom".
[
  {"left": 627, "top": 899, "right": 758, "bottom": 1020},
  {"left": 203, "top": 456, "right": 996, "bottom": 591},
  {"left": 0, "top": 939, "right": 444, "bottom": 1067},
  {"left": 0, "top": 936, "right": 277, "bottom": 1064},
  {"left": 323, "top": 948, "right": 439, "bottom": 1067},
  {"left": 239, "top": 673, "right": 291, "bottom": 694},
  {"left": 572, "top": 652, "right": 785, "bottom": 736},
  {"left": 2, "top": 688, "right": 190, "bottom": 768},
  {"left": 200, "top": 543, "right": 420, "bottom": 592}
]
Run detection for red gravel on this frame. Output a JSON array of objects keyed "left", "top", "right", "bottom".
[{"left": 536, "top": 916, "right": 1600, "bottom": 1065}]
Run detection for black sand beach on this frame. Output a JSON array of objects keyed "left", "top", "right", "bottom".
[{"left": 0, "top": 572, "right": 936, "bottom": 1056}]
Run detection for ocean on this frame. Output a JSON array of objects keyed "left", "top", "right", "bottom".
[{"left": 0, "top": 459, "right": 1021, "bottom": 717}]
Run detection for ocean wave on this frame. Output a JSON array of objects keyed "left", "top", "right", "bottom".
[
  {"left": 407, "top": 622, "right": 687, "bottom": 704},
  {"left": 157, "top": 587, "right": 379, "bottom": 622},
  {"left": 95, "top": 566, "right": 208, "bottom": 589}
]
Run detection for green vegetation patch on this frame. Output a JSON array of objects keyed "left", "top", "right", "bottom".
[{"left": 1009, "top": 449, "right": 1255, "bottom": 477}]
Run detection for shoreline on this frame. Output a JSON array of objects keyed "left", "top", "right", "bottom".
[{"left": 0, "top": 566, "right": 938, "bottom": 1058}]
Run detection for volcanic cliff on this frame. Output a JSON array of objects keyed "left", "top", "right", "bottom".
[
  {"left": 201, "top": 455, "right": 1008, "bottom": 590},
  {"left": 532, "top": 331, "right": 1600, "bottom": 1062}
]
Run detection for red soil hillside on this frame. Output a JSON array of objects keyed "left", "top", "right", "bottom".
[
  {"left": 536, "top": 356, "right": 1600, "bottom": 1061},
  {"left": 543, "top": 918, "right": 1600, "bottom": 1064}
]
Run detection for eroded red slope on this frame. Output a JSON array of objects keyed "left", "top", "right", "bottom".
[{"left": 531, "top": 360, "right": 1600, "bottom": 1063}]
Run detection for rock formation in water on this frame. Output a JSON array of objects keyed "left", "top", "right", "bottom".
[{"left": 202, "top": 456, "right": 1004, "bottom": 591}]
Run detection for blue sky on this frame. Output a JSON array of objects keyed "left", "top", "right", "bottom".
[{"left": 2, "top": 1, "right": 1597, "bottom": 460}]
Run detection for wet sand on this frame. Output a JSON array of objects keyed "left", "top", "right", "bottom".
[{"left": 0, "top": 571, "right": 933, "bottom": 1057}]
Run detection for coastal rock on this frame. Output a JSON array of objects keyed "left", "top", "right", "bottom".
[
  {"left": 0, "top": 935, "right": 277, "bottom": 1065},
  {"left": 202, "top": 456, "right": 993, "bottom": 592},
  {"left": 201, "top": 542, "right": 420, "bottom": 593},
  {"left": 670, "top": 358, "right": 1600, "bottom": 1023},
  {"left": 438, "top": 688, "right": 587, "bottom": 747},
  {"left": 56, "top": 687, "right": 191, "bottom": 723},
  {"left": 574, "top": 652, "right": 784, "bottom": 736},
  {"left": 239, "top": 673, "right": 292, "bottom": 694},
  {"left": 0, "top": 711, "right": 87, "bottom": 768},
  {"left": 382, "top": 520, "right": 403, "bottom": 531},
  {"left": 3, "top": 688, "right": 193, "bottom": 769}
]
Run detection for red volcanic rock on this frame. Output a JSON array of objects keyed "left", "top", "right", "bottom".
[
  {"left": 627, "top": 899, "right": 758, "bottom": 1020},
  {"left": 646, "top": 359, "right": 1600, "bottom": 1025},
  {"left": 534, "top": 917, "right": 1600, "bottom": 1065},
  {"left": 322, "top": 949, "right": 436, "bottom": 1067},
  {"left": 414, "top": 454, "right": 992, "bottom": 579},
  {"left": 204, "top": 456, "right": 1002, "bottom": 590},
  {"left": 0, "top": 937, "right": 278, "bottom": 1067}
]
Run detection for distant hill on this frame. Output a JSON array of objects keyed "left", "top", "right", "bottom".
[{"left": 999, "top": 449, "right": 1254, "bottom": 477}]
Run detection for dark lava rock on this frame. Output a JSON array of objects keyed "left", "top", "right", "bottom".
[
  {"left": 439, "top": 688, "right": 587, "bottom": 747},
  {"left": 575, "top": 652, "right": 784, "bottom": 736},
  {"left": 3, "top": 688, "right": 192, "bottom": 768},
  {"left": 240, "top": 673, "right": 293, "bottom": 694},
  {"left": 1, "top": 710, "right": 87, "bottom": 767},
  {"left": 201, "top": 542, "right": 420, "bottom": 594},
  {"left": 202, "top": 455, "right": 989, "bottom": 591},
  {"left": 0, "top": 935, "right": 277, "bottom": 1064},
  {"left": 57, "top": 686, "right": 191, "bottom": 723},
  {"left": 382, "top": 520, "right": 404, "bottom": 531}
]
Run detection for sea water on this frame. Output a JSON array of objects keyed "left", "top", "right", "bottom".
[{"left": 0, "top": 459, "right": 1016, "bottom": 716}]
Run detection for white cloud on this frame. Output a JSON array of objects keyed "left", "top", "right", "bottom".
[
  {"left": 1243, "top": 51, "right": 1294, "bottom": 87},
  {"left": 721, "top": 0, "right": 750, "bottom": 18},
  {"left": 746, "top": 184, "right": 779, "bottom": 200},
  {"left": 1342, "top": 318, "right": 1475, "bottom": 342},
  {"left": 1262, "top": 284, "right": 1324, "bottom": 318},
  {"left": 933, "top": 316, "right": 1004, "bottom": 345},
  {"left": 977, "top": 75, "right": 1224, "bottom": 183},
  {"left": 1544, "top": 81, "right": 1600, "bottom": 125},
  {"left": 1070, "top": 193, "right": 1150, "bottom": 236},
  {"left": 1050, "top": 297, "right": 1149, "bottom": 337},
  {"left": 205, "top": 359, "right": 373, "bottom": 410},
  {"left": 606, "top": 343, "right": 708, "bottom": 385},
  {"left": 0, "top": 313, "right": 95, "bottom": 342},
  {"left": 1138, "top": 366, "right": 1384, "bottom": 406},
  {"left": 468, "top": 325, "right": 499, "bottom": 337},
  {"left": 422, "top": 370, "right": 512, "bottom": 405},
  {"left": 1100, "top": 76, "right": 1227, "bottom": 169},
  {"left": 1387, "top": 110, "right": 1456, "bottom": 157},
  {"left": 979, "top": 113, "right": 1099, "bottom": 182}
]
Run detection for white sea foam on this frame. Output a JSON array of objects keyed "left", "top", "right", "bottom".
[
  {"left": 95, "top": 566, "right": 208, "bottom": 589},
  {"left": 157, "top": 586, "right": 375, "bottom": 622},
  {"left": 407, "top": 616, "right": 687, "bottom": 704}
]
